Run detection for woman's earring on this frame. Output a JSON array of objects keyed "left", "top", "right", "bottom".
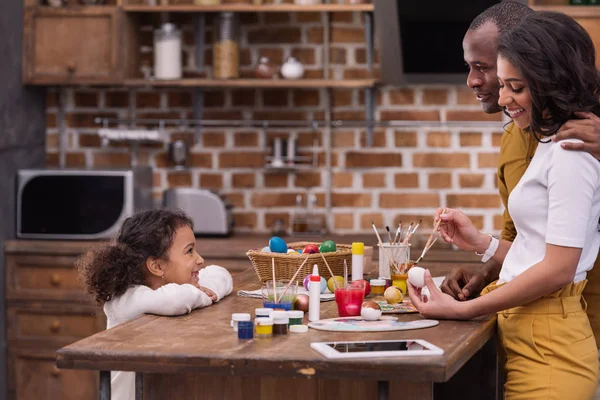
[{"left": 161, "top": 274, "right": 164, "bottom": 279}]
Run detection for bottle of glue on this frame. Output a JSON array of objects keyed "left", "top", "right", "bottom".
[
  {"left": 308, "top": 264, "right": 321, "bottom": 322},
  {"left": 351, "top": 242, "right": 365, "bottom": 281}
]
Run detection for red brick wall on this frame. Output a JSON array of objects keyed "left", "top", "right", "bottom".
[{"left": 45, "top": 6, "right": 507, "bottom": 235}]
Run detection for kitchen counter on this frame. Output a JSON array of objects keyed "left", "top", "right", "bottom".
[{"left": 56, "top": 267, "right": 499, "bottom": 400}]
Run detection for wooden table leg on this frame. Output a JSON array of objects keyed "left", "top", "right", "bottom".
[
  {"left": 377, "top": 381, "right": 389, "bottom": 400},
  {"left": 99, "top": 371, "right": 111, "bottom": 400},
  {"left": 136, "top": 372, "right": 144, "bottom": 400}
]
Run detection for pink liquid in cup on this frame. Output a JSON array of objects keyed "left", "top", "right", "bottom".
[{"left": 335, "top": 282, "right": 365, "bottom": 317}]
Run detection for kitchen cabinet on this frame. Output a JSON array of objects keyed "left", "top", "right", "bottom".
[{"left": 22, "top": 7, "right": 125, "bottom": 85}]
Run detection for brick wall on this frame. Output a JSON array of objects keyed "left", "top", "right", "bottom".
[{"left": 45, "top": 5, "right": 509, "bottom": 235}]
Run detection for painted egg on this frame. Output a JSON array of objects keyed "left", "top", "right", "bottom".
[
  {"left": 318, "top": 240, "right": 337, "bottom": 253},
  {"left": 287, "top": 249, "right": 298, "bottom": 255},
  {"left": 269, "top": 236, "right": 288, "bottom": 253},
  {"left": 261, "top": 246, "right": 271, "bottom": 253},
  {"left": 297, "top": 249, "right": 303, "bottom": 254},
  {"left": 361, "top": 301, "right": 382, "bottom": 321},
  {"left": 303, "top": 274, "right": 326, "bottom": 293},
  {"left": 302, "top": 244, "right": 320, "bottom": 254},
  {"left": 408, "top": 266, "right": 426, "bottom": 288},
  {"left": 294, "top": 294, "right": 309, "bottom": 312},
  {"left": 384, "top": 286, "right": 404, "bottom": 304}
]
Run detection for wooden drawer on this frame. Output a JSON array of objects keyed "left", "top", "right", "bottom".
[
  {"left": 6, "top": 254, "right": 90, "bottom": 302},
  {"left": 9, "top": 349, "right": 97, "bottom": 400},
  {"left": 7, "top": 303, "right": 105, "bottom": 347},
  {"left": 22, "top": 6, "right": 124, "bottom": 84}
]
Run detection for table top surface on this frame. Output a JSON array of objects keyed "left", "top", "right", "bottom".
[{"left": 56, "top": 263, "right": 495, "bottom": 383}]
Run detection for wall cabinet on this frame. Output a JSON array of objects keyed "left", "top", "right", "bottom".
[{"left": 22, "top": 7, "right": 125, "bottom": 84}]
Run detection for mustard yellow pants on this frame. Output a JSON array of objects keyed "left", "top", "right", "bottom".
[{"left": 483, "top": 281, "right": 599, "bottom": 400}]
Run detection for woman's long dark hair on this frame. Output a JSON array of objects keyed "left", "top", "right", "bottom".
[
  {"left": 497, "top": 11, "right": 600, "bottom": 140},
  {"left": 77, "top": 209, "right": 193, "bottom": 305}
]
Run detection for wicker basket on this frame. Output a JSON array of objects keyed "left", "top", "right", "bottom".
[{"left": 247, "top": 241, "right": 356, "bottom": 284}]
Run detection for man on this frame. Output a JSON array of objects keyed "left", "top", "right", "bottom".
[{"left": 440, "top": 1, "right": 600, "bottom": 347}]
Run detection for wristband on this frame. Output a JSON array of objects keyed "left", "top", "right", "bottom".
[{"left": 475, "top": 234, "right": 499, "bottom": 263}]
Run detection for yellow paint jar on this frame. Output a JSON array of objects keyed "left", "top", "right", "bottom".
[
  {"left": 391, "top": 274, "right": 408, "bottom": 295},
  {"left": 370, "top": 279, "right": 386, "bottom": 296},
  {"left": 255, "top": 317, "right": 273, "bottom": 338}
]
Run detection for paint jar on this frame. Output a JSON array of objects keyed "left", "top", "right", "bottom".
[
  {"left": 255, "top": 317, "right": 274, "bottom": 338},
  {"left": 370, "top": 279, "right": 386, "bottom": 296},
  {"left": 288, "top": 310, "right": 304, "bottom": 326},
  {"left": 237, "top": 321, "right": 254, "bottom": 340},
  {"left": 261, "top": 280, "right": 297, "bottom": 311},
  {"left": 273, "top": 315, "right": 289, "bottom": 335},
  {"left": 391, "top": 274, "right": 408, "bottom": 295},
  {"left": 230, "top": 313, "right": 251, "bottom": 332},
  {"left": 378, "top": 243, "right": 410, "bottom": 279},
  {"left": 255, "top": 308, "right": 273, "bottom": 319}
]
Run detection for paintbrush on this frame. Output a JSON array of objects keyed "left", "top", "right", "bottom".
[
  {"left": 415, "top": 209, "right": 447, "bottom": 266},
  {"left": 343, "top": 259, "right": 348, "bottom": 288},
  {"left": 319, "top": 252, "right": 340, "bottom": 290},
  {"left": 371, "top": 222, "right": 399, "bottom": 273},
  {"left": 414, "top": 235, "right": 440, "bottom": 265},
  {"left": 278, "top": 256, "right": 310, "bottom": 302},
  {"left": 402, "top": 222, "right": 414, "bottom": 245},
  {"left": 403, "top": 219, "right": 422, "bottom": 245},
  {"left": 386, "top": 226, "right": 393, "bottom": 245},
  {"left": 393, "top": 221, "right": 402, "bottom": 244},
  {"left": 271, "top": 257, "right": 277, "bottom": 303}
]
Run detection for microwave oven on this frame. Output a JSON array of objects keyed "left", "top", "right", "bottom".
[{"left": 17, "top": 168, "right": 153, "bottom": 240}]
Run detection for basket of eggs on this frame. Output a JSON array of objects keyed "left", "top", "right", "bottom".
[{"left": 246, "top": 237, "right": 372, "bottom": 284}]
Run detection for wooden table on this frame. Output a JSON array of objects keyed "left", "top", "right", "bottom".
[{"left": 56, "top": 263, "right": 498, "bottom": 400}]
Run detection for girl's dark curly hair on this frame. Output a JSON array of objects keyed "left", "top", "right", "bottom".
[
  {"left": 77, "top": 209, "right": 193, "bottom": 305},
  {"left": 497, "top": 11, "right": 600, "bottom": 140}
]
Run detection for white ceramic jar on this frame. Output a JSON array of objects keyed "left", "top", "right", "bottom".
[
  {"left": 154, "top": 23, "right": 182, "bottom": 80},
  {"left": 280, "top": 57, "right": 304, "bottom": 80}
]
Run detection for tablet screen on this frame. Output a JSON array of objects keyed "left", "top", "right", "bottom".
[{"left": 326, "top": 341, "right": 425, "bottom": 353}]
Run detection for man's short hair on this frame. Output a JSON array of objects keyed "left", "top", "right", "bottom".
[{"left": 469, "top": 1, "right": 534, "bottom": 33}]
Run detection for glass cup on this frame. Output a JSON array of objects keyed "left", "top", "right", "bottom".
[
  {"left": 378, "top": 243, "right": 410, "bottom": 279},
  {"left": 335, "top": 281, "right": 365, "bottom": 317},
  {"left": 261, "top": 280, "right": 297, "bottom": 311}
]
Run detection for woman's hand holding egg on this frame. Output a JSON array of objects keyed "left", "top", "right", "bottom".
[{"left": 407, "top": 268, "right": 471, "bottom": 320}]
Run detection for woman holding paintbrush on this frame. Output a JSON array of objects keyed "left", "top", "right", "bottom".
[{"left": 408, "top": 12, "right": 600, "bottom": 400}]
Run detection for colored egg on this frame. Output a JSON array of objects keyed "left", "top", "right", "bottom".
[
  {"left": 269, "top": 236, "right": 288, "bottom": 253},
  {"left": 319, "top": 240, "right": 337, "bottom": 253},
  {"left": 297, "top": 249, "right": 303, "bottom": 254},
  {"left": 261, "top": 246, "right": 271, "bottom": 253},
  {"left": 302, "top": 244, "right": 320, "bottom": 254},
  {"left": 302, "top": 274, "right": 327, "bottom": 293},
  {"left": 294, "top": 294, "right": 309, "bottom": 313},
  {"left": 287, "top": 249, "right": 298, "bottom": 255}
]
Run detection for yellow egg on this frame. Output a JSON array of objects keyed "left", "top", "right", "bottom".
[{"left": 384, "top": 286, "right": 404, "bottom": 304}]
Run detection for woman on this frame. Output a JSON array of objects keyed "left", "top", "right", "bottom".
[{"left": 409, "top": 12, "right": 600, "bottom": 399}]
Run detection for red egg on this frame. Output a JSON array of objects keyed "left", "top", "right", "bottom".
[
  {"left": 302, "top": 244, "right": 320, "bottom": 254},
  {"left": 353, "top": 279, "right": 371, "bottom": 297},
  {"left": 294, "top": 294, "right": 309, "bottom": 312}
]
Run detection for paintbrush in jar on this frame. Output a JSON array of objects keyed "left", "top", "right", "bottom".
[
  {"left": 386, "top": 226, "right": 393, "bottom": 245},
  {"left": 393, "top": 221, "right": 402, "bottom": 244},
  {"left": 371, "top": 222, "right": 399, "bottom": 273},
  {"left": 278, "top": 256, "right": 310, "bottom": 302},
  {"left": 402, "top": 222, "right": 414, "bottom": 245},
  {"left": 403, "top": 220, "right": 421, "bottom": 245},
  {"left": 271, "top": 257, "right": 278, "bottom": 303}
]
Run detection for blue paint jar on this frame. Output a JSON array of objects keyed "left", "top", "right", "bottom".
[{"left": 238, "top": 321, "right": 254, "bottom": 340}]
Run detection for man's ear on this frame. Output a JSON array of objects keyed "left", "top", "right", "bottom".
[{"left": 145, "top": 257, "right": 166, "bottom": 278}]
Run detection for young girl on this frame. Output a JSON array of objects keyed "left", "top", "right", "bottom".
[
  {"left": 77, "top": 209, "right": 233, "bottom": 400},
  {"left": 409, "top": 12, "right": 600, "bottom": 400}
]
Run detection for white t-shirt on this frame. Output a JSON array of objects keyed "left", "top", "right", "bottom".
[
  {"left": 499, "top": 139, "right": 600, "bottom": 284},
  {"left": 103, "top": 265, "right": 233, "bottom": 400}
]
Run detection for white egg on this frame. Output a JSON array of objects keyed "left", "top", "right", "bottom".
[
  {"left": 408, "top": 266, "right": 426, "bottom": 288},
  {"left": 361, "top": 306, "right": 382, "bottom": 321},
  {"left": 261, "top": 246, "right": 272, "bottom": 253}
]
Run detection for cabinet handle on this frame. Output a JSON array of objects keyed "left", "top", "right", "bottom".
[
  {"left": 50, "top": 273, "right": 61, "bottom": 287},
  {"left": 49, "top": 320, "right": 62, "bottom": 334},
  {"left": 51, "top": 366, "right": 61, "bottom": 377}
]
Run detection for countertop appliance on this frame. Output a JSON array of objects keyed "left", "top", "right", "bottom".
[
  {"left": 163, "top": 188, "right": 233, "bottom": 237},
  {"left": 17, "top": 168, "right": 153, "bottom": 239}
]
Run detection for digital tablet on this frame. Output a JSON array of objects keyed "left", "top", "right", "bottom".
[{"left": 310, "top": 339, "right": 444, "bottom": 359}]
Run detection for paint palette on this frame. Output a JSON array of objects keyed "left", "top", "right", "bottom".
[
  {"left": 308, "top": 316, "right": 438, "bottom": 332},
  {"left": 376, "top": 300, "right": 418, "bottom": 314}
]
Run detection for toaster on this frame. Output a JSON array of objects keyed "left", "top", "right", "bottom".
[{"left": 163, "top": 188, "right": 233, "bottom": 237}]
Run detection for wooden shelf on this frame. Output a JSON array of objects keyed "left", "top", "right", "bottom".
[
  {"left": 122, "top": 3, "right": 374, "bottom": 12},
  {"left": 531, "top": 5, "right": 600, "bottom": 17},
  {"left": 123, "top": 78, "right": 378, "bottom": 88}
]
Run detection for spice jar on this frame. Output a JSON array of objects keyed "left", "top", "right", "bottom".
[
  {"left": 154, "top": 23, "right": 182, "bottom": 80},
  {"left": 255, "top": 56, "right": 276, "bottom": 79},
  {"left": 213, "top": 12, "right": 240, "bottom": 79}
]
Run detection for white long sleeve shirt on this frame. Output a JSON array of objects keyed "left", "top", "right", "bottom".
[
  {"left": 499, "top": 139, "right": 600, "bottom": 284},
  {"left": 103, "top": 265, "right": 233, "bottom": 400}
]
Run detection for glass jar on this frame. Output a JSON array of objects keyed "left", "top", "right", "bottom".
[
  {"left": 154, "top": 23, "right": 182, "bottom": 80},
  {"left": 213, "top": 12, "right": 240, "bottom": 79},
  {"left": 391, "top": 274, "right": 408, "bottom": 295},
  {"left": 369, "top": 279, "right": 386, "bottom": 297},
  {"left": 255, "top": 56, "right": 275, "bottom": 79},
  {"left": 195, "top": 0, "right": 221, "bottom": 4}
]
